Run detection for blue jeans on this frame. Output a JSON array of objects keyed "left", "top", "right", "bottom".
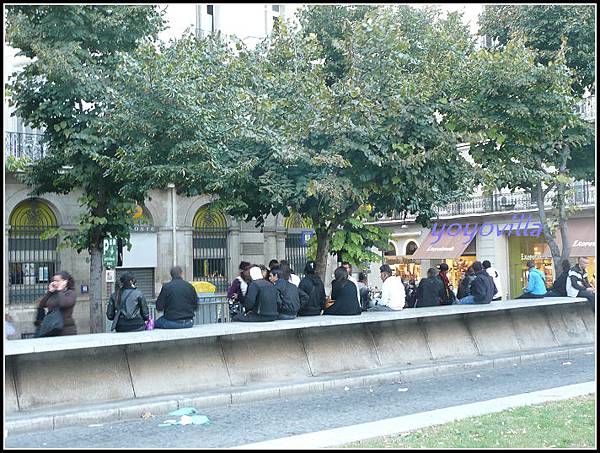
[
  {"left": 459, "top": 295, "right": 476, "bottom": 305},
  {"left": 154, "top": 317, "right": 193, "bottom": 329}
]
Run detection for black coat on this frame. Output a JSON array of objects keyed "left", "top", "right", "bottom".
[
  {"left": 457, "top": 274, "right": 476, "bottom": 299},
  {"left": 471, "top": 271, "right": 496, "bottom": 304},
  {"left": 107, "top": 287, "right": 149, "bottom": 331},
  {"left": 416, "top": 276, "right": 445, "bottom": 307},
  {"left": 244, "top": 279, "right": 279, "bottom": 317},
  {"left": 155, "top": 277, "right": 198, "bottom": 321},
  {"left": 274, "top": 279, "right": 301, "bottom": 316},
  {"left": 298, "top": 275, "right": 326, "bottom": 316},
  {"left": 549, "top": 270, "right": 569, "bottom": 297},
  {"left": 325, "top": 280, "right": 361, "bottom": 316}
]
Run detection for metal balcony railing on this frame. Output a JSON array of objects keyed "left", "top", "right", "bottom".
[
  {"left": 381, "top": 182, "right": 595, "bottom": 222},
  {"left": 5, "top": 132, "right": 48, "bottom": 161},
  {"left": 575, "top": 95, "right": 596, "bottom": 122}
]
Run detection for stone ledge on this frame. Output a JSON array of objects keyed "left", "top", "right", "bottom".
[{"left": 5, "top": 297, "right": 588, "bottom": 356}]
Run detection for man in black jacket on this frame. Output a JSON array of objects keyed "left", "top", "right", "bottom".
[
  {"left": 458, "top": 261, "right": 496, "bottom": 305},
  {"left": 566, "top": 257, "right": 595, "bottom": 311},
  {"left": 233, "top": 266, "right": 279, "bottom": 322},
  {"left": 415, "top": 268, "right": 445, "bottom": 307},
  {"left": 270, "top": 268, "right": 303, "bottom": 319},
  {"left": 155, "top": 266, "right": 198, "bottom": 329}
]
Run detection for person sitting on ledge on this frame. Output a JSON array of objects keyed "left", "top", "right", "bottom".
[
  {"left": 324, "top": 266, "right": 362, "bottom": 316},
  {"left": 515, "top": 261, "right": 547, "bottom": 300},
  {"left": 415, "top": 268, "right": 445, "bottom": 307},
  {"left": 545, "top": 259, "right": 571, "bottom": 297},
  {"left": 155, "top": 266, "right": 198, "bottom": 329},
  {"left": 270, "top": 267, "right": 303, "bottom": 320},
  {"left": 458, "top": 261, "right": 496, "bottom": 305},
  {"left": 566, "top": 256, "right": 595, "bottom": 312},
  {"left": 233, "top": 266, "right": 279, "bottom": 322}
]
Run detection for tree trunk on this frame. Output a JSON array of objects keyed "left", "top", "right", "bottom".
[
  {"left": 534, "top": 182, "right": 563, "bottom": 277},
  {"left": 89, "top": 247, "right": 104, "bottom": 333},
  {"left": 315, "top": 228, "right": 331, "bottom": 284}
]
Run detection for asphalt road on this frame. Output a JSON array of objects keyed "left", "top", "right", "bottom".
[{"left": 5, "top": 354, "right": 595, "bottom": 448}]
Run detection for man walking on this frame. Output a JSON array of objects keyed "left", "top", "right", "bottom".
[{"left": 155, "top": 266, "right": 198, "bottom": 329}]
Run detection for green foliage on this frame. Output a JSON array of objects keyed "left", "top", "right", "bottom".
[
  {"left": 4, "top": 155, "right": 32, "bottom": 173},
  {"left": 5, "top": 5, "right": 165, "bottom": 254},
  {"left": 478, "top": 5, "right": 595, "bottom": 95},
  {"left": 307, "top": 206, "right": 390, "bottom": 268}
]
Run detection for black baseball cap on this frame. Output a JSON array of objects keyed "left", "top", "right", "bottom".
[
  {"left": 380, "top": 264, "right": 393, "bottom": 273},
  {"left": 438, "top": 263, "right": 449, "bottom": 271}
]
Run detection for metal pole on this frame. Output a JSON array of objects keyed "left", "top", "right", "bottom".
[{"left": 168, "top": 183, "right": 177, "bottom": 267}]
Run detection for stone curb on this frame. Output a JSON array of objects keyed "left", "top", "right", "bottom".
[{"left": 5, "top": 344, "right": 595, "bottom": 435}]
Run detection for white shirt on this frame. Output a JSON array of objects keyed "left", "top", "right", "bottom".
[
  {"left": 290, "top": 273, "right": 301, "bottom": 287},
  {"left": 348, "top": 275, "right": 361, "bottom": 304},
  {"left": 380, "top": 276, "right": 406, "bottom": 310},
  {"left": 486, "top": 267, "right": 503, "bottom": 300}
]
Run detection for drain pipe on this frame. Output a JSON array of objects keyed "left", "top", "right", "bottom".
[{"left": 167, "top": 183, "right": 177, "bottom": 267}]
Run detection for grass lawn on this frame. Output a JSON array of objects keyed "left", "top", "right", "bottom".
[{"left": 344, "top": 394, "right": 596, "bottom": 448}]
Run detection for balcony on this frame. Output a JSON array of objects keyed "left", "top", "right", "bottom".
[
  {"left": 4, "top": 132, "right": 48, "bottom": 162},
  {"left": 576, "top": 95, "right": 595, "bottom": 122},
  {"left": 379, "top": 181, "right": 595, "bottom": 223}
]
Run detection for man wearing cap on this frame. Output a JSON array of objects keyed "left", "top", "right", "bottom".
[
  {"left": 233, "top": 266, "right": 279, "bottom": 322},
  {"left": 369, "top": 264, "right": 405, "bottom": 311}
]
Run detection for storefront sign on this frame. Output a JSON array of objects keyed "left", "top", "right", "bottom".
[
  {"left": 131, "top": 225, "right": 156, "bottom": 233},
  {"left": 520, "top": 254, "right": 552, "bottom": 261}
]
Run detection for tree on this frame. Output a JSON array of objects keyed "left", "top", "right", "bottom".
[
  {"left": 451, "top": 39, "right": 595, "bottom": 275},
  {"left": 6, "top": 5, "right": 165, "bottom": 332},
  {"left": 220, "top": 6, "right": 476, "bottom": 282},
  {"left": 478, "top": 5, "right": 595, "bottom": 95},
  {"left": 104, "top": 5, "right": 476, "bottom": 284}
]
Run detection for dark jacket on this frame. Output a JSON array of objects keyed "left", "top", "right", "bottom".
[
  {"left": 155, "top": 277, "right": 198, "bottom": 321},
  {"left": 549, "top": 270, "right": 569, "bottom": 297},
  {"left": 457, "top": 274, "right": 477, "bottom": 299},
  {"left": 416, "top": 276, "right": 445, "bottom": 307},
  {"left": 437, "top": 272, "right": 456, "bottom": 305},
  {"left": 471, "top": 270, "right": 496, "bottom": 304},
  {"left": 244, "top": 279, "right": 279, "bottom": 317},
  {"left": 274, "top": 279, "right": 301, "bottom": 316},
  {"left": 325, "top": 280, "right": 361, "bottom": 316},
  {"left": 298, "top": 274, "right": 326, "bottom": 316},
  {"left": 36, "top": 289, "right": 77, "bottom": 336},
  {"left": 107, "top": 288, "right": 149, "bottom": 331}
]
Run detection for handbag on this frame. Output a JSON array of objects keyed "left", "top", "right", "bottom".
[
  {"left": 145, "top": 314, "right": 154, "bottom": 330},
  {"left": 36, "top": 307, "right": 64, "bottom": 337}
]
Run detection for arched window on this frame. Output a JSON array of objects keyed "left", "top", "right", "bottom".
[
  {"left": 406, "top": 241, "right": 418, "bottom": 256},
  {"left": 8, "top": 199, "right": 59, "bottom": 303},
  {"left": 384, "top": 242, "right": 397, "bottom": 257},
  {"left": 284, "top": 212, "right": 313, "bottom": 277},
  {"left": 192, "top": 204, "right": 228, "bottom": 292}
]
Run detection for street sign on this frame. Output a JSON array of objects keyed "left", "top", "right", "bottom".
[
  {"left": 300, "top": 230, "right": 315, "bottom": 246},
  {"left": 103, "top": 237, "right": 118, "bottom": 269},
  {"left": 105, "top": 270, "right": 115, "bottom": 283}
]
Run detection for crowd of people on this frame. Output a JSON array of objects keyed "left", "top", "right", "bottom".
[{"left": 24, "top": 256, "right": 595, "bottom": 338}]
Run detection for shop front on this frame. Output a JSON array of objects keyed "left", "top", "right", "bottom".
[
  {"left": 411, "top": 225, "right": 477, "bottom": 290},
  {"left": 507, "top": 217, "right": 595, "bottom": 298}
]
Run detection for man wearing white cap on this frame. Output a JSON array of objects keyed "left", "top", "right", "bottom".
[{"left": 233, "top": 266, "right": 279, "bottom": 322}]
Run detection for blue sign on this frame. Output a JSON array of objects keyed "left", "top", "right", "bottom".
[{"left": 300, "top": 230, "right": 315, "bottom": 246}]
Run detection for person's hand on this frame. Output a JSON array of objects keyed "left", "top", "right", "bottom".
[
  {"left": 231, "top": 293, "right": 238, "bottom": 300},
  {"left": 48, "top": 282, "right": 57, "bottom": 292},
  {"left": 56, "top": 280, "right": 67, "bottom": 291},
  {"left": 586, "top": 287, "right": 595, "bottom": 293}
]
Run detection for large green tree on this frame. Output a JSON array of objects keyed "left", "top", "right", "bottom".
[
  {"left": 220, "top": 6, "right": 476, "bottom": 281},
  {"left": 6, "top": 5, "right": 165, "bottom": 332},
  {"left": 478, "top": 4, "right": 595, "bottom": 95},
  {"left": 451, "top": 39, "right": 595, "bottom": 274}
]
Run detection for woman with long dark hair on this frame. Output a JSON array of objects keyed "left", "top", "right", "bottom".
[
  {"left": 34, "top": 271, "right": 77, "bottom": 336},
  {"left": 324, "top": 266, "right": 362, "bottom": 316},
  {"left": 106, "top": 272, "right": 149, "bottom": 332}
]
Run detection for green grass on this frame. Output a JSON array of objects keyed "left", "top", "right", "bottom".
[{"left": 344, "top": 394, "right": 596, "bottom": 448}]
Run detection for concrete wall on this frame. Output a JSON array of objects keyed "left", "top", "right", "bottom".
[{"left": 6, "top": 300, "right": 594, "bottom": 413}]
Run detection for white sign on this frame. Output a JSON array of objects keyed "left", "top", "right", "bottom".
[
  {"left": 105, "top": 269, "right": 116, "bottom": 283},
  {"left": 120, "top": 233, "right": 158, "bottom": 268}
]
